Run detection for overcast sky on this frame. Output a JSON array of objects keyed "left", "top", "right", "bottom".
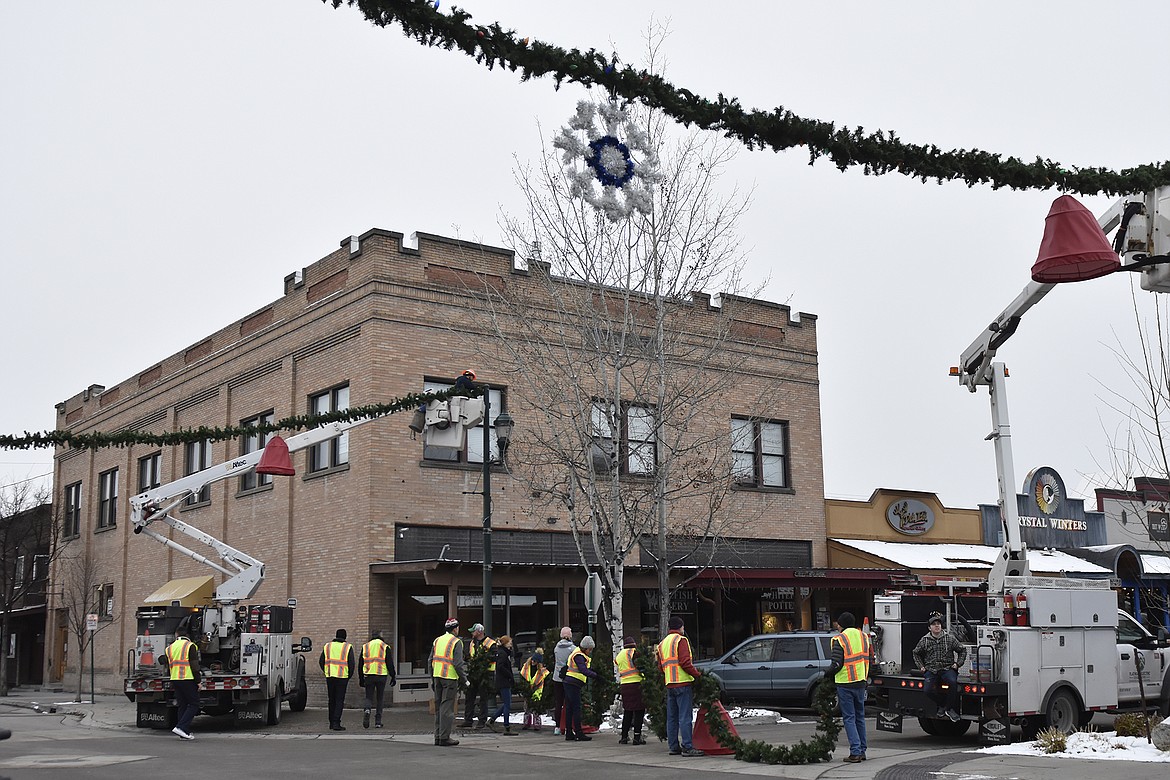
[{"left": 3, "top": 2, "right": 1168, "bottom": 511}]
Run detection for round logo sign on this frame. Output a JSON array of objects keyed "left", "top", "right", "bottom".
[
  {"left": 886, "top": 499, "right": 935, "bottom": 535},
  {"left": 1023, "top": 466, "right": 1065, "bottom": 516}
]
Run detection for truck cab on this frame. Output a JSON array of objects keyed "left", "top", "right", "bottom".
[{"left": 1115, "top": 608, "right": 1170, "bottom": 710}]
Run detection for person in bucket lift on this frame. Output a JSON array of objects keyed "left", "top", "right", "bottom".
[{"left": 913, "top": 612, "right": 967, "bottom": 722}]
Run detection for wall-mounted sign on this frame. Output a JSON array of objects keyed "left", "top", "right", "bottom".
[
  {"left": 1150, "top": 511, "right": 1170, "bottom": 542},
  {"left": 1023, "top": 466, "right": 1065, "bottom": 516},
  {"left": 886, "top": 499, "right": 935, "bottom": 535}
]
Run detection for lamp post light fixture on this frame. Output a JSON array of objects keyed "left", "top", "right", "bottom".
[{"left": 481, "top": 398, "right": 514, "bottom": 636}]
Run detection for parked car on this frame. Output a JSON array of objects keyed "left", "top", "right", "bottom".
[{"left": 695, "top": 631, "right": 838, "bottom": 707}]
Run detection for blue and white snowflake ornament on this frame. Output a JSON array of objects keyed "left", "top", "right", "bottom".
[{"left": 553, "top": 100, "right": 659, "bottom": 222}]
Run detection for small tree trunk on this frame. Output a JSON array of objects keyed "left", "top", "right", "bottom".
[
  {"left": 0, "top": 618, "right": 9, "bottom": 695},
  {"left": 75, "top": 634, "right": 85, "bottom": 701}
]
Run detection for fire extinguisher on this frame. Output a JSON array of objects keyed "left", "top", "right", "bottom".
[
  {"left": 1002, "top": 590, "right": 1016, "bottom": 626},
  {"left": 1015, "top": 591, "right": 1029, "bottom": 626}
]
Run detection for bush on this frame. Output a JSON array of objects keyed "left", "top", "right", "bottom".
[
  {"left": 1035, "top": 726, "right": 1067, "bottom": 753},
  {"left": 1113, "top": 713, "right": 1161, "bottom": 738}
]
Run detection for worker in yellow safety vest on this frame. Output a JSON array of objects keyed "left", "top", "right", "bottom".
[
  {"left": 828, "top": 611, "right": 872, "bottom": 762},
  {"left": 430, "top": 617, "right": 468, "bottom": 746},
  {"left": 561, "top": 635, "right": 599, "bottom": 742},
  {"left": 160, "top": 623, "right": 201, "bottom": 740},
  {"left": 656, "top": 615, "right": 704, "bottom": 757},
  {"left": 614, "top": 636, "right": 646, "bottom": 745},
  {"left": 461, "top": 623, "right": 497, "bottom": 729},
  {"left": 319, "top": 628, "right": 356, "bottom": 731},
  {"left": 520, "top": 647, "right": 549, "bottom": 731},
  {"left": 358, "top": 629, "right": 396, "bottom": 729}
]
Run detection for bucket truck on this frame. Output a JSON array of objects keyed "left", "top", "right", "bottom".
[{"left": 868, "top": 188, "right": 1170, "bottom": 743}]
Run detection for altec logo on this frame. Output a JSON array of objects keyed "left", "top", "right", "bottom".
[
  {"left": 140, "top": 712, "right": 166, "bottom": 722},
  {"left": 236, "top": 710, "right": 265, "bottom": 720}
]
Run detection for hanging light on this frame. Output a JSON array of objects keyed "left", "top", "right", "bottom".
[
  {"left": 256, "top": 435, "right": 295, "bottom": 476},
  {"left": 1031, "top": 194, "right": 1119, "bottom": 283}
]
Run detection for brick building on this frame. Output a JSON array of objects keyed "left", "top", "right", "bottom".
[{"left": 49, "top": 228, "right": 843, "bottom": 703}]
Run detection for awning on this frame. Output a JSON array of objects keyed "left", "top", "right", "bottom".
[{"left": 831, "top": 538, "right": 1112, "bottom": 576}]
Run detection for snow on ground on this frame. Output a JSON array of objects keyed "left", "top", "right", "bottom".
[
  {"left": 971, "top": 731, "right": 1170, "bottom": 762},
  {"left": 538, "top": 706, "right": 791, "bottom": 730}
]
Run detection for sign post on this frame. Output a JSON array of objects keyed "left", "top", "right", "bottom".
[
  {"left": 86, "top": 613, "right": 98, "bottom": 704},
  {"left": 584, "top": 572, "right": 603, "bottom": 636}
]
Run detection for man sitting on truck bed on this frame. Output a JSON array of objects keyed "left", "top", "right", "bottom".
[{"left": 913, "top": 612, "right": 967, "bottom": 722}]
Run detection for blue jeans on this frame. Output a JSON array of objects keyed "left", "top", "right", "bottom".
[
  {"left": 924, "top": 668, "right": 959, "bottom": 712},
  {"left": 665, "top": 684, "right": 694, "bottom": 752},
  {"left": 492, "top": 687, "right": 512, "bottom": 726},
  {"left": 837, "top": 684, "right": 867, "bottom": 757}
]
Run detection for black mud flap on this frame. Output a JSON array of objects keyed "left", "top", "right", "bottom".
[
  {"left": 979, "top": 698, "right": 1010, "bottom": 744},
  {"left": 136, "top": 702, "right": 176, "bottom": 730},
  {"left": 234, "top": 701, "right": 268, "bottom": 727},
  {"left": 876, "top": 710, "right": 903, "bottom": 733}
]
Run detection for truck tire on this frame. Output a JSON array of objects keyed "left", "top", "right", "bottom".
[
  {"left": 267, "top": 683, "right": 283, "bottom": 726},
  {"left": 933, "top": 718, "right": 971, "bottom": 737},
  {"left": 1160, "top": 673, "right": 1170, "bottom": 718},
  {"left": 289, "top": 667, "right": 308, "bottom": 712},
  {"left": 1043, "top": 688, "right": 1079, "bottom": 734},
  {"left": 918, "top": 717, "right": 940, "bottom": 735}
]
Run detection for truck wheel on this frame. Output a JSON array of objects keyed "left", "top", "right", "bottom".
[
  {"left": 1044, "top": 689, "right": 1079, "bottom": 734},
  {"left": 1077, "top": 709, "right": 1094, "bottom": 728},
  {"left": 267, "top": 683, "right": 283, "bottom": 726},
  {"left": 933, "top": 719, "right": 971, "bottom": 737},
  {"left": 290, "top": 668, "right": 308, "bottom": 712},
  {"left": 918, "top": 717, "right": 940, "bottom": 735}
]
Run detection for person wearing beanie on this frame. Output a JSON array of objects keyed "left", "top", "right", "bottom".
[
  {"left": 319, "top": 628, "right": 356, "bottom": 731},
  {"left": 551, "top": 626, "right": 575, "bottom": 735},
  {"left": 615, "top": 636, "right": 646, "bottom": 745},
  {"left": 561, "top": 635, "right": 599, "bottom": 742},
  {"left": 520, "top": 646, "right": 548, "bottom": 731},
  {"left": 161, "top": 623, "right": 201, "bottom": 740},
  {"left": 461, "top": 623, "right": 498, "bottom": 729},
  {"left": 430, "top": 617, "right": 467, "bottom": 746},
  {"left": 912, "top": 612, "right": 966, "bottom": 722},
  {"left": 359, "top": 629, "right": 395, "bottom": 729},
  {"left": 657, "top": 616, "right": 704, "bottom": 757},
  {"left": 828, "top": 611, "right": 872, "bottom": 762}
]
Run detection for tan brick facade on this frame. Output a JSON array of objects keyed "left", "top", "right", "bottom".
[{"left": 49, "top": 229, "right": 825, "bottom": 702}]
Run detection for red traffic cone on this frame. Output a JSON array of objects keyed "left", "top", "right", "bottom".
[{"left": 691, "top": 701, "right": 739, "bottom": 755}]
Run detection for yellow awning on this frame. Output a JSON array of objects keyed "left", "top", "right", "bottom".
[{"left": 142, "top": 576, "right": 215, "bottom": 607}]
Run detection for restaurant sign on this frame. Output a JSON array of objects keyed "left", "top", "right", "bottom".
[{"left": 886, "top": 499, "right": 935, "bottom": 536}]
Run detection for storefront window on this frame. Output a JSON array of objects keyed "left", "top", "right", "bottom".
[
  {"left": 456, "top": 588, "right": 560, "bottom": 655},
  {"left": 396, "top": 581, "right": 447, "bottom": 675}
]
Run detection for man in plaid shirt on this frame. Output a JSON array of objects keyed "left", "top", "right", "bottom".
[{"left": 912, "top": 613, "right": 967, "bottom": 722}]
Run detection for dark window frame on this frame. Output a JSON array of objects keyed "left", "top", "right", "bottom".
[
  {"left": 421, "top": 380, "right": 506, "bottom": 467},
  {"left": 63, "top": 481, "right": 82, "bottom": 538},
  {"left": 590, "top": 400, "right": 658, "bottom": 476},
  {"left": 97, "top": 467, "right": 118, "bottom": 530},
  {"left": 138, "top": 451, "right": 162, "bottom": 493},
  {"left": 308, "top": 384, "right": 350, "bottom": 474},
  {"left": 731, "top": 416, "right": 791, "bottom": 489},
  {"left": 184, "top": 439, "right": 213, "bottom": 506},
  {"left": 239, "top": 410, "right": 276, "bottom": 493}
]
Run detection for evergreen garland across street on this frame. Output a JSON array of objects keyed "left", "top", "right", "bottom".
[{"left": 326, "top": 0, "right": 1170, "bottom": 196}]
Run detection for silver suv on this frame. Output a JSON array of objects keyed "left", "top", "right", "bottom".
[{"left": 695, "top": 631, "right": 837, "bottom": 706}]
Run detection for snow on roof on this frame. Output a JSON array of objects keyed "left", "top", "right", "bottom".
[
  {"left": 831, "top": 538, "right": 1112, "bottom": 575},
  {"left": 1141, "top": 554, "right": 1170, "bottom": 576}
]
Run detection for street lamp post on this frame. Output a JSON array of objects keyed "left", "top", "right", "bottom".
[{"left": 481, "top": 390, "right": 513, "bottom": 636}]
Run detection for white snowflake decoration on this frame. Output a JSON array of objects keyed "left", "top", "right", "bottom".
[{"left": 553, "top": 99, "right": 659, "bottom": 222}]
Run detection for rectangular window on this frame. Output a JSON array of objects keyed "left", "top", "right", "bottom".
[
  {"left": 309, "top": 385, "right": 349, "bottom": 472},
  {"left": 97, "top": 583, "right": 114, "bottom": 618},
  {"left": 98, "top": 468, "right": 118, "bottom": 529},
  {"left": 14, "top": 556, "right": 25, "bottom": 585},
  {"left": 731, "top": 417, "right": 790, "bottom": 488},
  {"left": 590, "top": 401, "right": 657, "bottom": 475},
  {"left": 63, "top": 482, "right": 82, "bottom": 538},
  {"left": 240, "top": 411, "right": 276, "bottom": 491},
  {"left": 185, "top": 439, "right": 213, "bottom": 505},
  {"left": 422, "top": 381, "right": 505, "bottom": 464},
  {"left": 32, "top": 555, "right": 49, "bottom": 581},
  {"left": 138, "top": 452, "right": 162, "bottom": 493}
]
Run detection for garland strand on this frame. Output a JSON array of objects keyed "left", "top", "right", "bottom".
[
  {"left": 638, "top": 644, "right": 842, "bottom": 764},
  {"left": 326, "top": 0, "right": 1170, "bottom": 196},
  {"left": 0, "top": 386, "right": 481, "bottom": 452}
]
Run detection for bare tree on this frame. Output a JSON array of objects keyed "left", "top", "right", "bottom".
[
  {"left": 460, "top": 34, "right": 789, "bottom": 650},
  {"left": 55, "top": 545, "right": 117, "bottom": 701},
  {"left": 0, "top": 481, "right": 54, "bottom": 695}
]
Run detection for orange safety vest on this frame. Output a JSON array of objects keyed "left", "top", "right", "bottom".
[
  {"left": 166, "top": 638, "right": 195, "bottom": 681},
  {"left": 614, "top": 648, "right": 643, "bottom": 683},
  {"left": 565, "top": 648, "right": 589, "bottom": 684},
  {"left": 521, "top": 657, "right": 548, "bottom": 692},
  {"left": 362, "top": 638, "right": 388, "bottom": 676},
  {"left": 657, "top": 633, "right": 695, "bottom": 685},
  {"left": 833, "top": 627, "right": 871, "bottom": 684},
  {"left": 431, "top": 633, "right": 461, "bottom": 680},
  {"left": 323, "top": 641, "right": 352, "bottom": 679}
]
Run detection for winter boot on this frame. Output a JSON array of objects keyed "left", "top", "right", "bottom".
[{"left": 632, "top": 733, "right": 647, "bottom": 745}]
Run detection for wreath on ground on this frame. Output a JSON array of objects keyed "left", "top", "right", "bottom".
[{"left": 638, "top": 644, "right": 841, "bottom": 764}]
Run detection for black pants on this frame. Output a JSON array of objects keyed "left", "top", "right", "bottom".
[
  {"left": 621, "top": 709, "right": 645, "bottom": 738},
  {"left": 463, "top": 681, "right": 495, "bottom": 724},
  {"left": 173, "top": 679, "right": 200, "bottom": 734},
  {"left": 326, "top": 676, "right": 350, "bottom": 726},
  {"left": 363, "top": 675, "right": 389, "bottom": 723},
  {"left": 562, "top": 682, "right": 584, "bottom": 737},
  {"left": 552, "top": 681, "right": 565, "bottom": 729}
]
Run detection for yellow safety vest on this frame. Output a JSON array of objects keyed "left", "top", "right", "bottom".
[
  {"left": 657, "top": 633, "right": 695, "bottom": 685},
  {"left": 166, "top": 638, "right": 195, "bottom": 681},
  {"left": 565, "top": 648, "right": 589, "bottom": 684},
  {"left": 472, "top": 636, "right": 498, "bottom": 672},
  {"left": 323, "top": 641, "right": 352, "bottom": 679},
  {"left": 833, "top": 627, "right": 871, "bottom": 684},
  {"left": 431, "top": 633, "right": 461, "bottom": 680},
  {"left": 521, "top": 657, "right": 548, "bottom": 698},
  {"left": 362, "top": 638, "right": 388, "bottom": 676},
  {"left": 615, "top": 647, "right": 643, "bottom": 683}
]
